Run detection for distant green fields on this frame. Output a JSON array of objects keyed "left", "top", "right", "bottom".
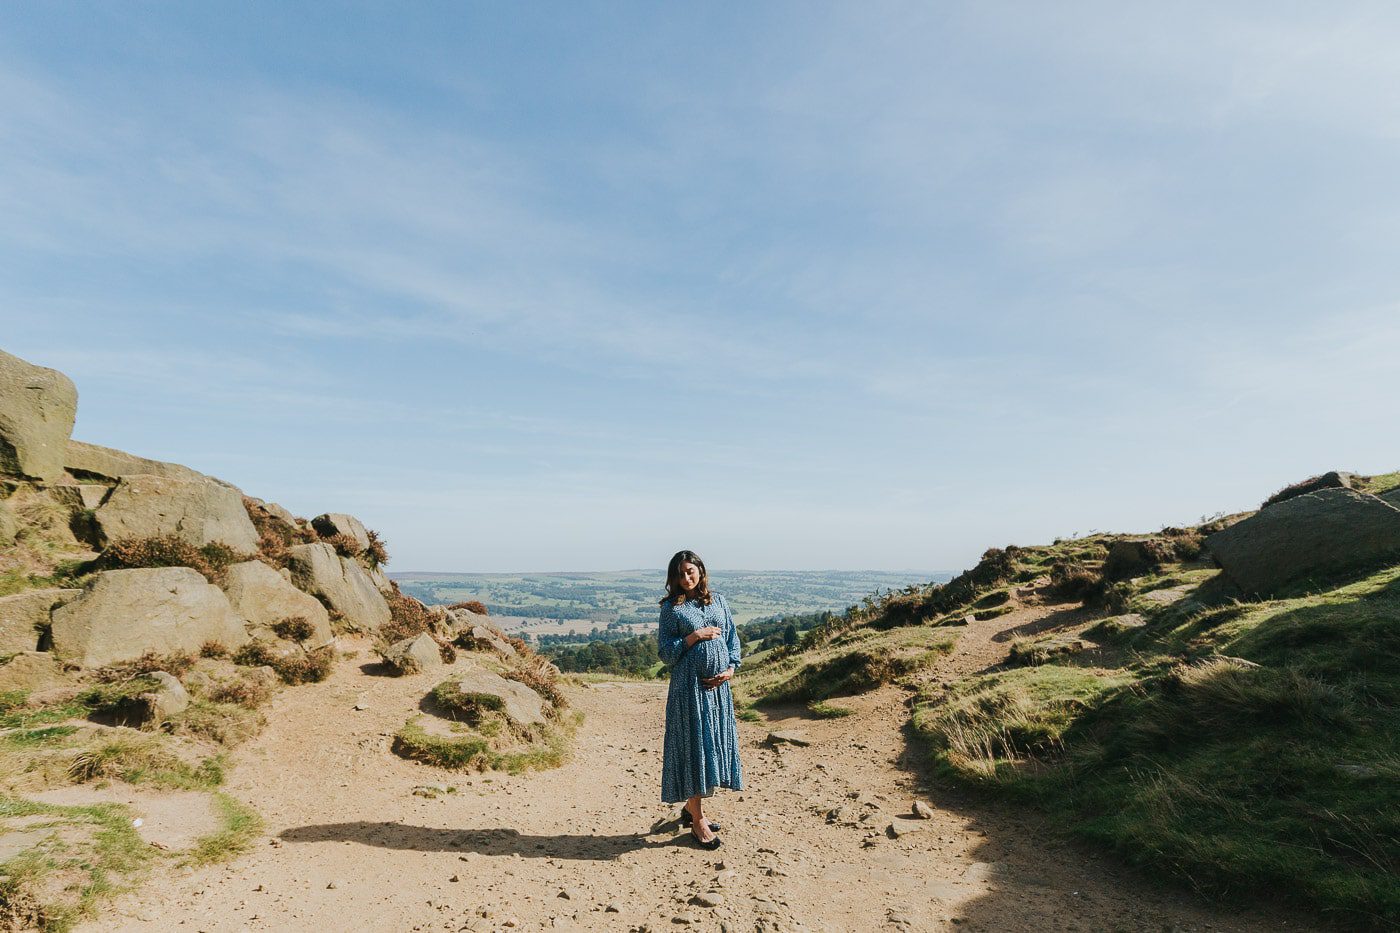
[{"left": 391, "top": 569, "right": 950, "bottom": 640}]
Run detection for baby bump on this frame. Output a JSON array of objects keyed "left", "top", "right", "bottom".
[{"left": 691, "top": 637, "right": 730, "bottom": 680}]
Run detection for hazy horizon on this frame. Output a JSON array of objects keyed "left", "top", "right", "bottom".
[{"left": 3, "top": 3, "right": 1397, "bottom": 573}]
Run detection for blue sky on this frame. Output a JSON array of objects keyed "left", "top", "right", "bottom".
[{"left": 2, "top": 3, "right": 1397, "bottom": 572}]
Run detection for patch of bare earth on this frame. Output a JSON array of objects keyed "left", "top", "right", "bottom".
[{"left": 79, "top": 616, "right": 1312, "bottom": 932}]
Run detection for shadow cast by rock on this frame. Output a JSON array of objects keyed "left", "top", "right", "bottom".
[{"left": 280, "top": 821, "right": 686, "bottom": 861}]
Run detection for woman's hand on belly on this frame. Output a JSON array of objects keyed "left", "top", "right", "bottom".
[
  {"left": 701, "top": 668, "right": 733, "bottom": 689},
  {"left": 685, "top": 626, "right": 722, "bottom": 647}
]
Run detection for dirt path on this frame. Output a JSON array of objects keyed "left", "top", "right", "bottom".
[{"left": 81, "top": 611, "right": 1312, "bottom": 932}]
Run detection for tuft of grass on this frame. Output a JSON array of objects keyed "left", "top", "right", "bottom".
[
  {"left": 807, "top": 700, "right": 853, "bottom": 719},
  {"left": 185, "top": 793, "right": 262, "bottom": 867},
  {"left": 392, "top": 718, "right": 491, "bottom": 770},
  {"left": 65, "top": 739, "right": 224, "bottom": 791},
  {"left": 168, "top": 700, "right": 264, "bottom": 746},
  {"left": 430, "top": 681, "right": 505, "bottom": 725},
  {"left": 0, "top": 796, "right": 153, "bottom": 932},
  {"left": 392, "top": 714, "right": 577, "bottom": 774}
]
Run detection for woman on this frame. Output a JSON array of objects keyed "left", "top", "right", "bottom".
[{"left": 657, "top": 549, "right": 744, "bottom": 850}]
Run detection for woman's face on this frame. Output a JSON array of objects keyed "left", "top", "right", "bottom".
[{"left": 678, "top": 561, "right": 702, "bottom": 594}]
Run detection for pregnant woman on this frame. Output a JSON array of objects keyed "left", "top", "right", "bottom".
[{"left": 657, "top": 549, "right": 744, "bottom": 850}]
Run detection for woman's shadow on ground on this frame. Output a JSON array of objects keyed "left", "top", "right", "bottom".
[{"left": 280, "top": 816, "right": 691, "bottom": 861}]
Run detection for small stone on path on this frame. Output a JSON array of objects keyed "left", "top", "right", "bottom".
[{"left": 912, "top": 800, "right": 935, "bottom": 819}]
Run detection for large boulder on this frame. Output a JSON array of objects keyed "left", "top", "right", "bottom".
[
  {"left": 451, "top": 665, "right": 546, "bottom": 727},
  {"left": 311, "top": 513, "right": 371, "bottom": 551},
  {"left": 63, "top": 440, "right": 223, "bottom": 486},
  {"left": 1382, "top": 486, "right": 1400, "bottom": 509},
  {"left": 49, "top": 567, "right": 249, "bottom": 668},
  {"left": 1261, "top": 471, "right": 1355, "bottom": 509},
  {"left": 380, "top": 633, "right": 442, "bottom": 675},
  {"left": 221, "top": 560, "right": 333, "bottom": 646},
  {"left": 284, "top": 542, "right": 391, "bottom": 631},
  {"left": 94, "top": 475, "right": 260, "bottom": 552},
  {"left": 1206, "top": 489, "right": 1400, "bottom": 597},
  {"left": 0, "top": 588, "right": 82, "bottom": 654},
  {"left": 0, "top": 348, "right": 78, "bottom": 482}
]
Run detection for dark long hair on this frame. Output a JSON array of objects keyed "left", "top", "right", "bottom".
[{"left": 662, "top": 549, "right": 713, "bottom": 606}]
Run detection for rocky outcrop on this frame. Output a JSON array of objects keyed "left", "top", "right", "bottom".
[
  {"left": 311, "top": 513, "right": 371, "bottom": 551},
  {"left": 0, "top": 588, "right": 81, "bottom": 654},
  {"left": 1382, "top": 486, "right": 1400, "bottom": 509},
  {"left": 380, "top": 633, "right": 442, "bottom": 675},
  {"left": 64, "top": 439, "right": 221, "bottom": 486},
  {"left": 452, "top": 665, "right": 546, "bottom": 727},
  {"left": 451, "top": 612, "right": 516, "bottom": 657},
  {"left": 1206, "top": 489, "right": 1400, "bottom": 597},
  {"left": 50, "top": 567, "right": 249, "bottom": 668},
  {"left": 1261, "top": 471, "right": 1355, "bottom": 509},
  {"left": 94, "top": 475, "right": 260, "bottom": 552},
  {"left": 0, "top": 348, "right": 78, "bottom": 482},
  {"left": 284, "top": 542, "right": 391, "bottom": 631},
  {"left": 221, "top": 560, "right": 333, "bottom": 646},
  {"left": 45, "top": 483, "right": 111, "bottom": 512}
]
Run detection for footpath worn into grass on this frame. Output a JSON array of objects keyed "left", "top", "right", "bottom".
[{"left": 74, "top": 608, "right": 1296, "bottom": 933}]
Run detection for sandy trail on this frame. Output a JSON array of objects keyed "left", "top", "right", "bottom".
[{"left": 82, "top": 609, "right": 1311, "bottom": 932}]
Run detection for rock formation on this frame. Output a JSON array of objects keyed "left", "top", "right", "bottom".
[
  {"left": 1206, "top": 488, "right": 1400, "bottom": 597},
  {"left": 50, "top": 567, "right": 249, "bottom": 669},
  {"left": 0, "top": 347, "right": 78, "bottom": 482},
  {"left": 285, "top": 542, "right": 392, "bottom": 631}
]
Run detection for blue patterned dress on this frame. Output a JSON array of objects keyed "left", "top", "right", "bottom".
[{"left": 658, "top": 594, "right": 745, "bottom": 803}]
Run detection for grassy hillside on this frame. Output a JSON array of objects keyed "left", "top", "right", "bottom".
[{"left": 740, "top": 473, "right": 1400, "bottom": 927}]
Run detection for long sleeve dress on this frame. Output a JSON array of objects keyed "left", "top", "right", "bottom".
[{"left": 658, "top": 593, "right": 745, "bottom": 803}]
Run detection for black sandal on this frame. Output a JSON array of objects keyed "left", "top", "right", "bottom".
[
  {"left": 688, "top": 827, "right": 722, "bottom": 850},
  {"left": 680, "top": 809, "right": 721, "bottom": 832}
]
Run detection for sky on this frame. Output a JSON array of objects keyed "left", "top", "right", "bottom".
[{"left": 2, "top": 2, "right": 1398, "bottom": 573}]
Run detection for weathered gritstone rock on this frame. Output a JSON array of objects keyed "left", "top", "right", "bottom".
[
  {"left": 368, "top": 566, "right": 394, "bottom": 594},
  {"left": 260, "top": 501, "right": 298, "bottom": 525},
  {"left": 311, "top": 512, "right": 371, "bottom": 551},
  {"left": 45, "top": 483, "right": 111, "bottom": 512},
  {"left": 0, "top": 588, "right": 81, "bottom": 655},
  {"left": 222, "top": 560, "right": 334, "bottom": 646},
  {"left": 94, "top": 474, "right": 260, "bottom": 552},
  {"left": 452, "top": 665, "right": 547, "bottom": 727},
  {"left": 0, "top": 348, "right": 78, "bottom": 483},
  {"left": 381, "top": 633, "right": 443, "bottom": 675},
  {"left": 450, "top": 612, "right": 516, "bottom": 657},
  {"left": 1384, "top": 486, "right": 1400, "bottom": 508},
  {"left": 50, "top": 567, "right": 249, "bottom": 669},
  {"left": 63, "top": 439, "right": 224, "bottom": 486},
  {"left": 285, "top": 542, "right": 392, "bottom": 631},
  {"left": 0, "top": 652, "right": 68, "bottom": 691},
  {"left": 1207, "top": 488, "right": 1400, "bottom": 597}
]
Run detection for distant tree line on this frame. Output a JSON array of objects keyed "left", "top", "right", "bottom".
[
  {"left": 739, "top": 610, "right": 834, "bottom": 652},
  {"left": 544, "top": 634, "right": 660, "bottom": 676}
]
